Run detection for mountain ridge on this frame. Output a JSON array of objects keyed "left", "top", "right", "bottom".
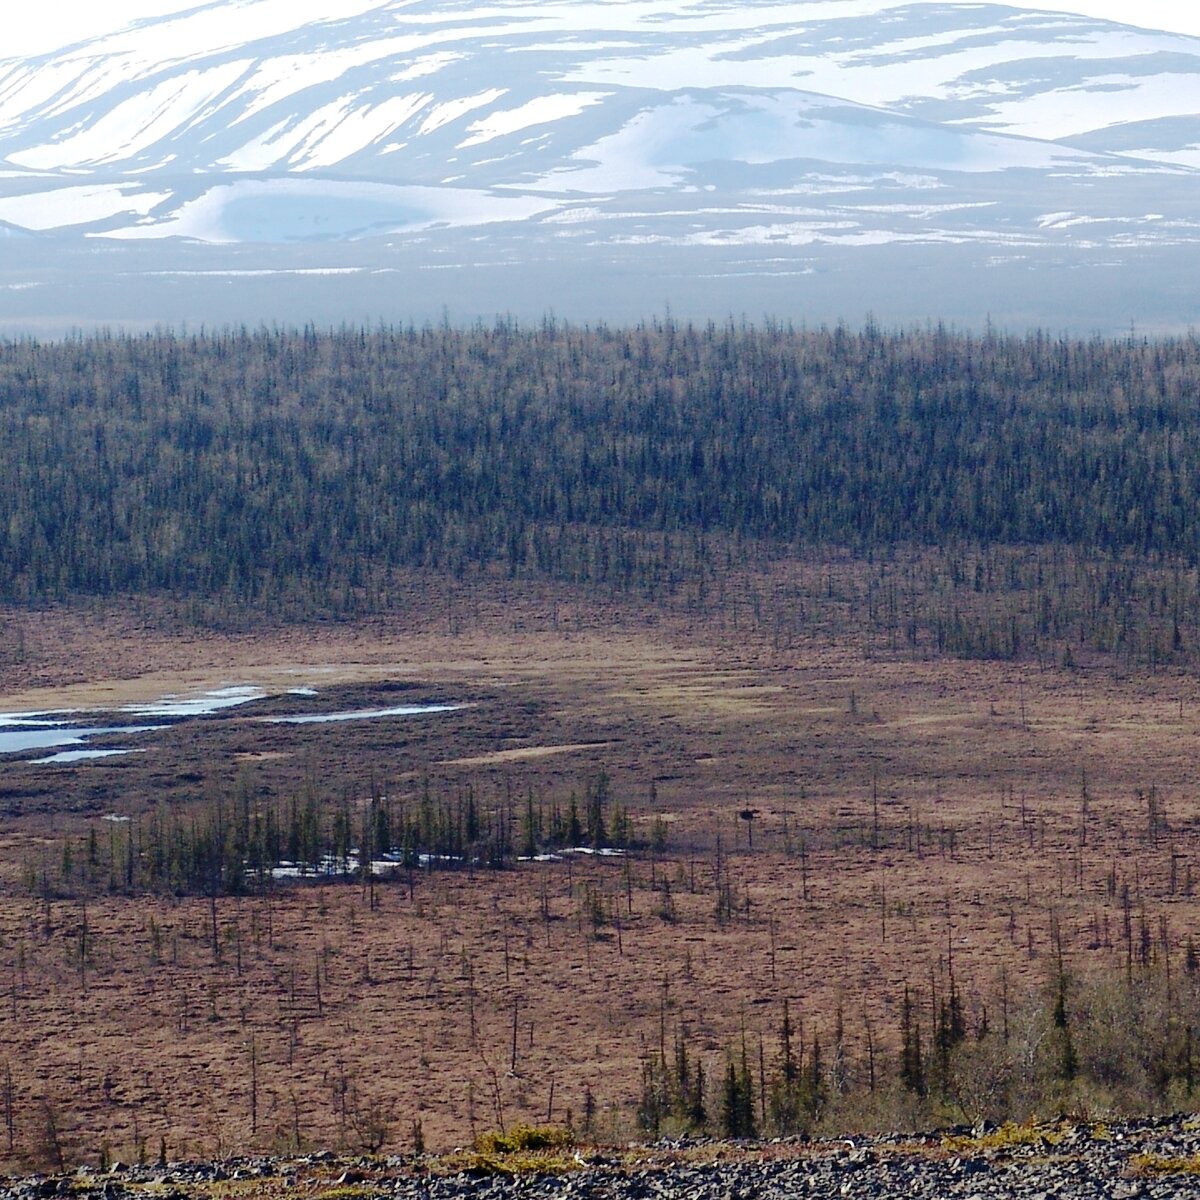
[{"left": 0, "top": 0, "right": 1196, "bottom": 332}]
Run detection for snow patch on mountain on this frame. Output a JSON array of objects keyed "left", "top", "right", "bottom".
[
  {"left": 459, "top": 93, "right": 611, "bottom": 148},
  {"left": 527, "top": 90, "right": 1115, "bottom": 198},
  {"left": 9, "top": 61, "right": 251, "bottom": 171},
  {"left": 418, "top": 89, "right": 509, "bottom": 137},
  {"left": 0, "top": 0, "right": 1196, "bottom": 179},
  {"left": 96, "top": 177, "right": 557, "bottom": 243},
  {"left": 0, "top": 183, "right": 169, "bottom": 230}
]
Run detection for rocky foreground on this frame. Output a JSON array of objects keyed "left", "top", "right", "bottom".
[{"left": 7, "top": 1118, "right": 1200, "bottom": 1200}]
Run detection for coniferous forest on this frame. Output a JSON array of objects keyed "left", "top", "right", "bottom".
[{"left": 2, "top": 321, "right": 1200, "bottom": 618}]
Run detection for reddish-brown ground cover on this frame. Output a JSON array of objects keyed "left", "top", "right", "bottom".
[{"left": 0, "top": 574, "right": 1197, "bottom": 1168}]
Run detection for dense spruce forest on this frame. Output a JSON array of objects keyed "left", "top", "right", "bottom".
[{"left": 3, "top": 320, "right": 1200, "bottom": 659}]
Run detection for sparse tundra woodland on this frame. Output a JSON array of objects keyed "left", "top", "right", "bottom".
[{"left": 2, "top": 322, "right": 1200, "bottom": 1168}]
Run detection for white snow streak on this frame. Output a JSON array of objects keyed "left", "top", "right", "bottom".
[
  {"left": 458, "top": 92, "right": 610, "bottom": 147},
  {"left": 418, "top": 89, "right": 507, "bottom": 135},
  {"left": 974, "top": 72, "right": 1200, "bottom": 143},
  {"left": 300, "top": 95, "right": 438, "bottom": 168},
  {"left": 10, "top": 61, "right": 249, "bottom": 168}
]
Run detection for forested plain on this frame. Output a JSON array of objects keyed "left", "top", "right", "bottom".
[
  {"left": 8, "top": 321, "right": 1200, "bottom": 1163},
  {"left": 1, "top": 321, "right": 1199, "bottom": 615}
]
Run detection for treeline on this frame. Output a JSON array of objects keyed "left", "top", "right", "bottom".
[
  {"left": 37, "top": 770, "right": 632, "bottom": 899},
  {"left": 4, "top": 320, "right": 1200, "bottom": 623}
]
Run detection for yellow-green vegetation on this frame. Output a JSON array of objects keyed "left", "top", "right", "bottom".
[
  {"left": 313, "top": 1187, "right": 387, "bottom": 1200},
  {"left": 475, "top": 1124, "right": 574, "bottom": 1154},
  {"left": 158, "top": 1182, "right": 280, "bottom": 1200},
  {"left": 1131, "top": 1153, "right": 1200, "bottom": 1176},
  {"left": 165, "top": 1182, "right": 264, "bottom": 1200},
  {"left": 447, "top": 1125, "right": 580, "bottom": 1177},
  {"left": 942, "top": 1121, "right": 1065, "bottom": 1154}
]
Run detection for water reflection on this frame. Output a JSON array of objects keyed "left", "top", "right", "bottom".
[
  {"left": 1, "top": 686, "right": 460, "bottom": 764},
  {"left": 0, "top": 724, "right": 163, "bottom": 756},
  {"left": 263, "top": 703, "right": 460, "bottom": 725},
  {"left": 32, "top": 748, "right": 145, "bottom": 765}
]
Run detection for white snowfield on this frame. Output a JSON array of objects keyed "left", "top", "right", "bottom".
[
  {"left": 0, "top": 183, "right": 170, "bottom": 230},
  {"left": 0, "top": 0, "right": 1195, "bottom": 176}
]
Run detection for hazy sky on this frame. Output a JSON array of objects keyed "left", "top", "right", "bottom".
[{"left": 4, "top": 0, "right": 1199, "bottom": 56}]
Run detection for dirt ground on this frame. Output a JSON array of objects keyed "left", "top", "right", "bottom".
[{"left": 0, "top": 579, "right": 1198, "bottom": 1167}]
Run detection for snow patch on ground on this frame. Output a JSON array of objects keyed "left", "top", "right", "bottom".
[{"left": 121, "top": 686, "right": 265, "bottom": 717}]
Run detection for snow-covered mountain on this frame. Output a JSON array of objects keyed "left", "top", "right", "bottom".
[{"left": 0, "top": 0, "right": 1197, "bottom": 332}]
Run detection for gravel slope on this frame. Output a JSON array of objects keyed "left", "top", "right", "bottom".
[{"left": 6, "top": 1117, "right": 1200, "bottom": 1199}]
